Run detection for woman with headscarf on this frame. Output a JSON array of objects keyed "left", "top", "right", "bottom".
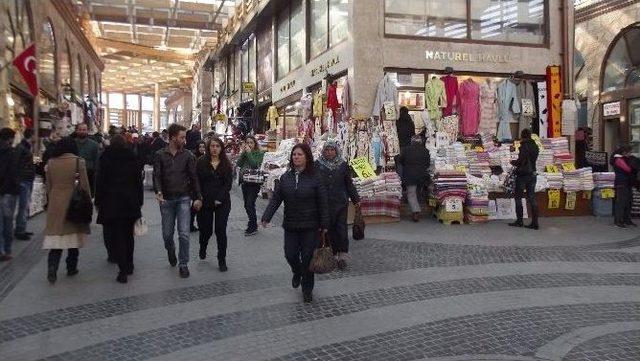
[{"left": 314, "top": 140, "right": 360, "bottom": 269}]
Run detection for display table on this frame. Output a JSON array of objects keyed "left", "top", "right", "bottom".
[{"left": 488, "top": 190, "right": 592, "bottom": 217}]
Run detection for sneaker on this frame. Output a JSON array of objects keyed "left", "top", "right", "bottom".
[
  {"left": 615, "top": 223, "right": 627, "bottom": 228},
  {"left": 67, "top": 269, "right": 79, "bottom": 276},
  {"left": 179, "top": 265, "right": 190, "bottom": 278},
  {"left": 508, "top": 222, "right": 523, "bottom": 227},
  {"left": 167, "top": 250, "right": 177, "bottom": 267},
  {"left": 291, "top": 273, "right": 301, "bottom": 288},
  {"left": 47, "top": 266, "right": 57, "bottom": 284},
  {"left": 524, "top": 224, "right": 539, "bottom": 230},
  {"left": 244, "top": 229, "right": 258, "bottom": 236},
  {"left": 116, "top": 274, "right": 128, "bottom": 283},
  {"left": 14, "top": 233, "right": 31, "bottom": 241},
  {"left": 303, "top": 291, "right": 313, "bottom": 303}
]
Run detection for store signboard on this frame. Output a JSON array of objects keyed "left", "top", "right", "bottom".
[
  {"left": 425, "top": 50, "right": 511, "bottom": 63},
  {"left": 272, "top": 43, "right": 352, "bottom": 102},
  {"left": 603, "top": 101, "right": 621, "bottom": 117}
]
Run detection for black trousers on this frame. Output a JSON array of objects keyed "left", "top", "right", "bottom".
[
  {"left": 48, "top": 248, "right": 79, "bottom": 272},
  {"left": 197, "top": 202, "right": 231, "bottom": 259},
  {"left": 241, "top": 183, "right": 261, "bottom": 231},
  {"left": 103, "top": 219, "right": 136, "bottom": 274},
  {"left": 614, "top": 185, "right": 632, "bottom": 225},
  {"left": 284, "top": 230, "right": 319, "bottom": 293},
  {"left": 87, "top": 169, "right": 96, "bottom": 198},
  {"left": 514, "top": 174, "right": 539, "bottom": 225},
  {"left": 328, "top": 206, "right": 349, "bottom": 254}
]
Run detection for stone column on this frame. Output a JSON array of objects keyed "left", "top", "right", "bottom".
[{"left": 153, "top": 83, "right": 160, "bottom": 131}]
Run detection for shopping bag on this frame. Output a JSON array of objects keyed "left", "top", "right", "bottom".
[
  {"left": 134, "top": 217, "right": 148, "bottom": 236},
  {"left": 352, "top": 206, "right": 365, "bottom": 240},
  {"left": 309, "top": 232, "right": 336, "bottom": 274}
]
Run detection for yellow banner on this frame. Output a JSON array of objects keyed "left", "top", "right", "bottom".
[
  {"left": 547, "top": 65, "right": 562, "bottom": 138},
  {"left": 349, "top": 157, "right": 376, "bottom": 179},
  {"left": 548, "top": 189, "right": 561, "bottom": 209},
  {"left": 565, "top": 191, "right": 576, "bottom": 210}
]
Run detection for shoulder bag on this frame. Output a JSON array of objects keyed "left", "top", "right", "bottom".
[
  {"left": 66, "top": 158, "right": 93, "bottom": 225},
  {"left": 309, "top": 232, "right": 337, "bottom": 274}
]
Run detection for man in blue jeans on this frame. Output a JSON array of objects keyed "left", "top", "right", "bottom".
[
  {"left": 153, "top": 123, "right": 202, "bottom": 278},
  {"left": 0, "top": 128, "right": 20, "bottom": 261},
  {"left": 15, "top": 128, "right": 36, "bottom": 241}
]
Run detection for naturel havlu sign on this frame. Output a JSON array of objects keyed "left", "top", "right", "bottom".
[{"left": 426, "top": 50, "right": 511, "bottom": 63}]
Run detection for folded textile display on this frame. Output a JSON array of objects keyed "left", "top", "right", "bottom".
[
  {"left": 536, "top": 149, "right": 554, "bottom": 172},
  {"left": 360, "top": 196, "right": 401, "bottom": 218},
  {"left": 465, "top": 174, "right": 489, "bottom": 223},
  {"left": 593, "top": 172, "right": 615, "bottom": 188},
  {"left": 544, "top": 172, "right": 563, "bottom": 189}
]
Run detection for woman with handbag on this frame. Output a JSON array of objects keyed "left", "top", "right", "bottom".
[
  {"left": 261, "top": 143, "right": 329, "bottom": 303},
  {"left": 237, "top": 135, "right": 265, "bottom": 236},
  {"left": 195, "top": 137, "right": 233, "bottom": 271},
  {"left": 95, "top": 135, "right": 144, "bottom": 283},
  {"left": 43, "top": 137, "right": 92, "bottom": 284},
  {"left": 314, "top": 141, "right": 360, "bottom": 269}
]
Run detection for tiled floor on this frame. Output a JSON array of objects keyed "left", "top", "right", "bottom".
[{"left": 0, "top": 187, "right": 639, "bottom": 361}]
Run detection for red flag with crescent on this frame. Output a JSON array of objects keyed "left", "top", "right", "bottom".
[{"left": 13, "top": 43, "right": 38, "bottom": 96}]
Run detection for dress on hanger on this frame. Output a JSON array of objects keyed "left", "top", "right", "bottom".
[
  {"left": 300, "top": 92, "right": 313, "bottom": 119},
  {"left": 479, "top": 81, "right": 498, "bottom": 135},
  {"left": 425, "top": 77, "right": 446, "bottom": 122},
  {"left": 372, "top": 74, "right": 398, "bottom": 117},
  {"left": 326, "top": 83, "right": 340, "bottom": 121},
  {"left": 441, "top": 74, "right": 459, "bottom": 116},
  {"left": 313, "top": 92, "right": 323, "bottom": 117},
  {"left": 496, "top": 79, "right": 520, "bottom": 141},
  {"left": 514, "top": 79, "right": 536, "bottom": 132},
  {"left": 459, "top": 78, "right": 481, "bottom": 136},
  {"left": 341, "top": 79, "right": 351, "bottom": 120}
]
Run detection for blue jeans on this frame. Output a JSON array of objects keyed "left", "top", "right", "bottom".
[
  {"left": 159, "top": 196, "right": 191, "bottom": 266},
  {"left": 15, "top": 180, "right": 33, "bottom": 234},
  {"left": 0, "top": 195, "right": 17, "bottom": 255}
]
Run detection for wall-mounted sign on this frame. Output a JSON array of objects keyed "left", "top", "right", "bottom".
[
  {"left": 425, "top": 50, "right": 511, "bottom": 63},
  {"left": 603, "top": 101, "right": 621, "bottom": 117},
  {"left": 242, "top": 82, "right": 255, "bottom": 93},
  {"left": 279, "top": 80, "right": 296, "bottom": 93},
  {"left": 310, "top": 55, "right": 341, "bottom": 77}
]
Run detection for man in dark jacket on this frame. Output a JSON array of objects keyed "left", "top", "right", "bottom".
[
  {"left": 0, "top": 128, "right": 20, "bottom": 261},
  {"left": 397, "top": 135, "right": 430, "bottom": 222},
  {"left": 185, "top": 124, "right": 201, "bottom": 152},
  {"left": 509, "top": 129, "right": 540, "bottom": 229},
  {"left": 396, "top": 106, "right": 415, "bottom": 149},
  {"left": 75, "top": 123, "right": 100, "bottom": 196},
  {"left": 14, "top": 128, "right": 36, "bottom": 240}
]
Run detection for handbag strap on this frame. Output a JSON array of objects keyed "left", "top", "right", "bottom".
[{"left": 74, "top": 157, "right": 80, "bottom": 183}]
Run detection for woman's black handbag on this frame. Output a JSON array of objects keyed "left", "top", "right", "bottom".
[
  {"left": 66, "top": 158, "right": 93, "bottom": 224},
  {"left": 352, "top": 206, "right": 365, "bottom": 240}
]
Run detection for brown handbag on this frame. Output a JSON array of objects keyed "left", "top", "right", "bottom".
[{"left": 308, "top": 232, "right": 336, "bottom": 274}]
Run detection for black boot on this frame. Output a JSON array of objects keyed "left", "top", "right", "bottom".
[
  {"left": 116, "top": 273, "right": 128, "bottom": 283},
  {"left": 508, "top": 221, "right": 523, "bottom": 227},
  {"left": 47, "top": 265, "right": 57, "bottom": 284},
  {"left": 303, "top": 291, "right": 313, "bottom": 303},
  {"left": 199, "top": 243, "right": 207, "bottom": 260},
  {"left": 218, "top": 257, "right": 228, "bottom": 272}
]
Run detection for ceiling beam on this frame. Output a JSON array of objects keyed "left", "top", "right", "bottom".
[
  {"left": 163, "top": 0, "right": 179, "bottom": 47},
  {"left": 91, "top": 13, "right": 222, "bottom": 31},
  {"left": 95, "top": 37, "right": 194, "bottom": 62},
  {"left": 127, "top": 0, "right": 137, "bottom": 43}
]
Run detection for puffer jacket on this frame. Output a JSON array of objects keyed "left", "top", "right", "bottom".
[
  {"left": 17, "top": 139, "right": 35, "bottom": 181},
  {"left": 0, "top": 146, "right": 19, "bottom": 195},
  {"left": 261, "top": 169, "right": 329, "bottom": 231},
  {"left": 314, "top": 161, "right": 359, "bottom": 210}
]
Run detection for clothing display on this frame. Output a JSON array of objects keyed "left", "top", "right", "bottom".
[
  {"left": 300, "top": 93, "right": 312, "bottom": 119},
  {"left": 313, "top": 92, "right": 324, "bottom": 118},
  {"left": 425, "top": 77, "right": 446, "bottom": 121},
  {"left": 326, "top": 83, "right": 340, "bottom": 120},
  {"left": 561, "top": 99, "right": 579, "bottom": 136},
  {"left": 537, "top": 81, "right": 548, "bottom": 138},
  {"left": 267, "top": 106, "right": 279, "bottom": 129},
  {"left": 458, "top": 79, "right": 481, "bottom": 136},
  {"left": 372, "top": 74, "right": 398, "bottom": 117},
  {"left": 514, "top": 79, "right": 536, "bottom": 132},
  {"left": 479, "top": 80, "right": 498, "bottom": 135},
  {"left": 437, "top": 115, "right": 460, "bottom": 145},
  {"left": 341, "top": 79, "right": 351, "bottom": 120},
  {"left": 496, "top": 79, "right": 520, "bottom": 141},
  {"left": 441, "top": 75, "right": 459, "bottom": 117}
]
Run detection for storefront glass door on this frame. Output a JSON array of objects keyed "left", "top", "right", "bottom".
[
  {"left": 604, "top": 118, "right": 620, "bottom": 158},
  {"left": 629, "top": 98, "right": 640, "bottom": 156}
]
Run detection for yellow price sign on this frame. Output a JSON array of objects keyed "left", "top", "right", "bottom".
[
  {"left": 562, "top": 163, "right": 576, "bottom": 171},
  {"left": 600, "top": 188, "right": 615, "bottom": 199},
  {"left": 454, "top": 164, "right": 468, "bottom": 173},
  {"left": 548, "top": 189, "right": 561, "bottom": 209},
  {"left": 546, "top": 164, "right": 559, "bottom": 173},
  {"left": 214, "top": 113, "right": 226, "bottom": 122},
  {"left": 565, "top": 191, "right": 576, "bottom": 210},
  {"left": 242, "top": 82, "right": 255, "bottom": 93},
  {"left": 349, "top": 157, "right": 376, "bottom": 179}
]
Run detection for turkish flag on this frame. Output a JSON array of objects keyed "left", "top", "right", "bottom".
[{"left": 13, "top": 43, "right": 38, "bottom": 96}]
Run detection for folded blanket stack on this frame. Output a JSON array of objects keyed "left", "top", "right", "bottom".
[{"left": 593, "top": 172, "right": 615, "bottom": 188}]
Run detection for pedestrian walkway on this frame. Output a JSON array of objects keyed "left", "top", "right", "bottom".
[{"left": 0, "top": 186, "right": 639, "bottom": 361}]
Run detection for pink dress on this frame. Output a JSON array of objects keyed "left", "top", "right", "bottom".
[
  {"left": 441, "top": 75, "right": 459, "bottom": 116},
  {"left": 459, "top": 79, "right": 481, "bottom": 136},
  {"left": 479, "top": 81, "right": 498, "bottom": 135}
]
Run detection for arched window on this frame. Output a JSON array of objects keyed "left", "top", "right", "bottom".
[
  {"left": 77, "top": 55, "right": 84, "bottom": 95},
  {"left": 93, "top": 73, "right": 99, "bottom": 97},
  {"left": 85, "top": 65, "right": 91, "bottom": 97},
  {"left": 37, "top": 19, "right": 57, "bottom": 97},
  {"left": 71, "top": 49, "right": 80, "bottom": 93},
  {"left": 601, "top": 24, "right": 640, "bottom": 92},
  {"left": 60, "top": 40, "right": 71, "bottom": 85}
]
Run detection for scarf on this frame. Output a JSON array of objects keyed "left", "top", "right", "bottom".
[{"left": 318, "top": 140, "right": 344, "bottom": 171}]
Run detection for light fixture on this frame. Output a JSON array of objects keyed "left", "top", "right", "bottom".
[{"left": 7, "top": 95, "right": 15, "bottom": 107}]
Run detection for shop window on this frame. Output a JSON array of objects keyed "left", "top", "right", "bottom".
[
  {"left": 2, "top": 0, "right": 33, "bottom": 64},
  {"left": 257, "top": 24, "right": 273, "bottom": 92},
  {"left": 241, "top": 44, "right": 249, "bottom": 83},
  {"left": 77, "top": 55, "right": 84, "bottom": 96},
  {"left": 602, "top": 26, "right": 640, "bottom": 92},
  {"left": 38, "top": 19, "right": 57, "bottom": 97},
  {"left": 276, "top": 0, "right": 304, "bottom": 80},
  {"left": 385, "top": 0, "right": 546, "bottom": 45},
  {"left": 329, "top": 0, "right": 349, "bottom": 47},
  {"left": 309, "top": 0, "right": 348, "bottom": 59},
  {"left": 85, "top": 65, "right": 92, "bottom": 98},
  {"left": 72, "top": 51, "right": 81, "bottom": 94},
  {"left": 235, "top": 48, "right": 241, "bottom": 93},
  {"left": 249, "top": 36, "right": 257, "bottom": 84},
  {"left": 630, "top": 98, "right": 640, "bottom": 156},
  {"left": 470, "top": 0, "right": 545, "bottom": 44},
  {"left": 60, "top": 41, "right": 70, "bottom": 85}
]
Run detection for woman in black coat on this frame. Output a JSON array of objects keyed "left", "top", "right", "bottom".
[
  {"left": 314, "top": 141, "right": 360, "bottom": 269},
  {"left": 397, "top": 135, "right": 430, "bottom": 222},
  {"left": 95, "top": 135, "right": 144, "bottom": 283},
  {"left": 195, "top": 137, "right": 233, "bottom": 271},
  {"left": 261, "top": 143, "right": 329, "bottom": 303}
]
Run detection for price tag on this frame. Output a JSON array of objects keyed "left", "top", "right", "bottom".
[
  {"left": 565, "top": 191, "right": 576, "bottom": 210},
  {"left": 548, "top": 189, "right": 561, "bottom": 209},
  {"left": 349, "top": 157, "right": 376, "bottom": 179},
  {"left": 600, "top": 188, "right": 615, "bottom": 199},
  {"left": 475, "top": 146, "right": 485, "bottom": 152},
  {"left": 242, "top": 82, "right": 255, "bottom": 93},
  {"left": 583, "top": 190, "right": 592, "bottom": 199},
  {"left": 445, "top": 198, "right": 463, "bottom": 212},
  {"left": 214, "top": 113, "right": 226, "bottom": 122},
  {"left": 562, "top": 163, "right": 576, "bottom": 171},
  {"left": 454, "top": 164, "right": 467, "bottom": 173},
  {"left": 546, "top": 164, "right": 559, "bottom": 173},
  {"left": 428, "top": 198, "right": 437, "bottom": 207}
]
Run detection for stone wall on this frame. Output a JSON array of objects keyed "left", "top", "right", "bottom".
[{"left": 575, "top": 4, "right": 640, "bottom": 149}]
